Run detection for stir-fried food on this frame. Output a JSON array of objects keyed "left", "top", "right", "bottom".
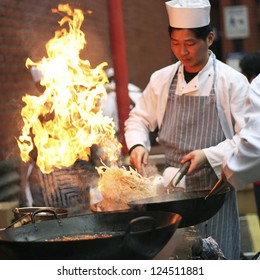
[
  {"left": 96, "top": 164, "right": 159, "bottom": 211},
  {"left": 46, "top": 234, "right": 112, "bottom": 242}
]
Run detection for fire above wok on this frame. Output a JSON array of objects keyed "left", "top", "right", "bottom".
[
  {"left": 0, "top": 210, "right": 181, "bottom": 260},
  {"left": 17, "top": 4, "right": 122, "bottom": 175}
]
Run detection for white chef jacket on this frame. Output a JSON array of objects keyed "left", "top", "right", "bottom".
[
  {"left": 125, "top": 52, "right": 250, "bottom": 178},
  {"left": 223, "top": 74, "right": 260, "bottom": 188}
]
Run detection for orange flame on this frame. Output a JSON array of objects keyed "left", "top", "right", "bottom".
[{"left": 18, "top": 4, "right": 122, "bottom": 174}]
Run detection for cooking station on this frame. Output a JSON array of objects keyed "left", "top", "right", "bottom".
[
  {"left": 0, "top": 158, "right": 229, "bottom": 260},
  {"left": 0, "top": 3, "right": 254, "bottom": 261}
]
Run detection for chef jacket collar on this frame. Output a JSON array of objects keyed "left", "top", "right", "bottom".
[{"left": 177, "top": 51, "right": 215, "bottom": 95}]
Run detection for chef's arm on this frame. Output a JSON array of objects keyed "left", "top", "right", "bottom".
[
  {"left": 201, "top": 135, "right": 240, "bottom": 178},
  {"left": 221, "top": 77, "right": 260, "bottom": 188},
  {"left": 125, "top": 75, "right": 162, "bottom": 152},
  {"left": 222, "top": 121, "right": 260, "bottom": 188},
  {"left": 181, "top": 139, "right": 240, "bottom": 177}
]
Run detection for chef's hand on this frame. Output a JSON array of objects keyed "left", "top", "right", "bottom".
[
  {"left": 181, "top": 150, "right": 208, "bottom": 175},
  {"left": 129, "top": 145, "right": 149, "bottom": 175}
]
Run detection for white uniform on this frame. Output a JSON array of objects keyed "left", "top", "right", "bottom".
[
  {"left": 223, "top": 74, "right": 260, "bottom": 188},
  {"left": 125, "top": 52, "right": 250, "bottom": 179},
  {"left": 125, "top": 52, "right": 249, "bottom": 260}
]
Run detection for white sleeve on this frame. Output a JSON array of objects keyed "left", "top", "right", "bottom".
[
  {"left": 203, "top": 71, "right": 250, "bottom": 178},
  {"left": 222, "top": 75, "right": 260, "bottom": 187}
]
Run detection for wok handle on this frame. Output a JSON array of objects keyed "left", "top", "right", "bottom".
[
  {"left": 127, "top": 216, "right": 156, "bottom": 234},
  {"left": 204, "top": 178, "right": 225, "bottom": 200},
  {"left": 31, "top": 209, "right": 59, "bottom": 224}
]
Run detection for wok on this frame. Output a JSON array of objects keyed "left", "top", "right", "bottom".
[
  {"left": 128, "top": 184, "right": 230, "bottom": 228},
  {"left": 0, "top": 210, "right": 181, "bottom": 260}
]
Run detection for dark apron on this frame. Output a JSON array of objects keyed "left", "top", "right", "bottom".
[{"left": 158, "top": 59, "right": 240, "bottom": 259}]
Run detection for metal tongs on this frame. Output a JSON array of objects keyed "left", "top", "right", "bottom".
[
  {"left": 171, "top": 161, "right": 191, "bottom": 187},
  {"left": 165, "top": 161, "right": 191, "bottom": 193}
]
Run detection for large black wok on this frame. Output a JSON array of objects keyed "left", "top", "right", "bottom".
[
  {"left": 128, "top": 185, "right": 230, "bottom": 228},
  {"left": 0, "top": 210, "right": 181, "bottom": 260},
  {"left": 129, "top": 163, "right": 230, "bottom": 228}
]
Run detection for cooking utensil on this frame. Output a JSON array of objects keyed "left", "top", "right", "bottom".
[
  {"left": 128, "top": 182, "right": 230, "bottom": 228},
  {"left": 0, "top": 210, "right": 181, "bottom": 260},
  {"left": 171, "top": 161, "right": 191, "bottom": 188},
  {"left": 164, "top": 161, "right": 191, "bottom": 194},
  {"left": 204, "top": 178, "right": 225, "bottom": 199}
]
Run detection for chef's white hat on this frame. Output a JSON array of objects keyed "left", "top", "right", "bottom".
[{"left": 165, "top": 0, "right": 211, "bottom": 28}]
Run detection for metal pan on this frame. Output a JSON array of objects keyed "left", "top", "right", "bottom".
[
  {"left": 128, "top": 180, "right": 230, "bottom": 228},
  {"left": 0, "top": 210, "right": 181, "bottom": 260}
]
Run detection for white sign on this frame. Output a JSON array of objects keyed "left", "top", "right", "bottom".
[{"left": 224, "top": 5, "right": 249, "bottom": 39}]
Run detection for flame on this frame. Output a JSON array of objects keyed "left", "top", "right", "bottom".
[{"left": 18, "top": 4, "right": 122, "bottom": 174}]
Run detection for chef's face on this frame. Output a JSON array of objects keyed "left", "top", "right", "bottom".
[{"left": 170, "top": 29, "right": 214, "bottom": 73}]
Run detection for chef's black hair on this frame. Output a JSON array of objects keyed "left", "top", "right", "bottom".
[{"left": 168, "top": 24, "right": 213, "bottom": 40}]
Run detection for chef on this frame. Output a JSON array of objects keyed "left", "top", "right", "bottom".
[
  {"left": 125, "top": 0, "right": 250, "bottom": 259},
  {"left": 223, "top": 74, "right": 260, "bottom": 188}
]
